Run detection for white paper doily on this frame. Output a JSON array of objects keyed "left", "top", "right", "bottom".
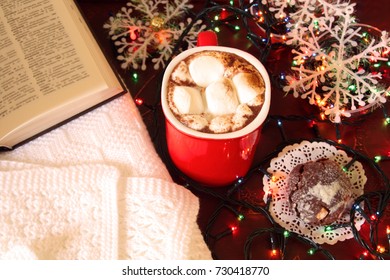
[{"left": 262, "top": 140, "right": 367, "bottom": 245}]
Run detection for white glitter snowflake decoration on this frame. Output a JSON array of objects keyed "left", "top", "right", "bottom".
[
  {"left": 285, "top": 0, "right": 354, "bottom": 43},
  {"left": 265, "top": 0, "right": 353, "bottom": 26},
  {"left": 251, "top": 1, "right": 353, "bottom": 43},
  {"left": 104, "top": 0, "right": 205, "bottom": 70},
  {"left": 282, "top": 2, "right": 390, "bottom": 122}
]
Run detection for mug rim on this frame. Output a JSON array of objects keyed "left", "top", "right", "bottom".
[{"left": 161, "top": 46, "right": 271, "bottom": 140}]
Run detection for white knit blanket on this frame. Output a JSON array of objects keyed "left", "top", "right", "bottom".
[{"left": 0, "top": 94, "right": 212, "bottom": 260}]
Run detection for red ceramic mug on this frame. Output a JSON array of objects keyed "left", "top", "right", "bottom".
[{"left": 161, "top": 31, "right": 271, "bottom": 187}]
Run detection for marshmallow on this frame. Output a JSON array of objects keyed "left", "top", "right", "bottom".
[
  {"left": 232, "top": 115, "right": 248, "bottom": 131},
  {"left": 247, "top": 94, "right": 264, "bottom": 106},
  {"left": 236, "top": 103, "right": 253, "bottom": 117},
  {"left": 172, "top": 86, "right": 204, "bottom": 115},
  {"left": 209, "top": 116, "right": 232, "bottom": 133},
  {"left": 189, "top": 55, "right": 224, "bottom": 87},
  {"left": 232, "top": 72, "right": 264, "bottom": 104},
  {"left": 171, "top": 61, "right": 193, "bottom": 83},
  {"left": 205, "top": 78, "right": 239, "bottom": 116},
  {"left": 181, "top": 115, "right": 208, "bottom": 131}
]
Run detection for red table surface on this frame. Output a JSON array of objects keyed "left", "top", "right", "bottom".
[{"left": 76, "top": 0, "right": 390, "bottom": 259}]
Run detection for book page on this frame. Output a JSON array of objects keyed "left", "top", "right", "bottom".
[
  {"left": 0, "top": 0, "right": 90, "bottom": 118},
  {"left": 0, "top": 11, "right": 39, "bottom": 119},
  {"left": 0, "top": 0, "right": 124, "bottom": 147}
]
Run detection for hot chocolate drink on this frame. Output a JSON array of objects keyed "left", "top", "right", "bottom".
[{"left": 166, "top": 50, "right": 266, "bottom": 134}]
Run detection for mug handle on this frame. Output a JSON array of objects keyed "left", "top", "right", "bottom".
[{"left": 196, "top": 31, "right": 218, "bottom": 46}]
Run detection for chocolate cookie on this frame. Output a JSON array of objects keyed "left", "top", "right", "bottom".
[{"left": 288, "top": 159, "right": 353, "bottom": 225}]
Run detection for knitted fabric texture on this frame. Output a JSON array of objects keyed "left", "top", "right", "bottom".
[{"left": 0, "top": 94, "right": 212, "bottom": 260}]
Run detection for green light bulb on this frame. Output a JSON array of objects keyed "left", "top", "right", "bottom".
[
  {"left": 307, "top": 248, "right": 316, "bottom": 255},
  {"left": 348, "top": 84, "right": 356, "bottom": 91},
  {"left": 324, "top": 226, "right": 333, "bottom": 232}
]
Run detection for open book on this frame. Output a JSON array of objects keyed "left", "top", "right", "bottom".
[{"left": 0, "top": 0, "right": 126, "bottom": 150}]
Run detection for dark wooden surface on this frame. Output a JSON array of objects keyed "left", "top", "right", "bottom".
[{"left": 76, "top": 0, "right": 390, "bottom": 259}]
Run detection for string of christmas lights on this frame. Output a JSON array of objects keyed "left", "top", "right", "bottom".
[
  {"left": 131, "top": 0, "right": 390, "bottom": 129},
  {"left": 106, "top": 0, "right": 390, "bottom": 259},
  {"left": 156, "top": 116, "right": 390, "bottom": 259}
]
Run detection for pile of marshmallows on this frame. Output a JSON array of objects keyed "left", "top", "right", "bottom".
[{"left": 170, "top": 52, "right": 265, "bottom": 133}]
